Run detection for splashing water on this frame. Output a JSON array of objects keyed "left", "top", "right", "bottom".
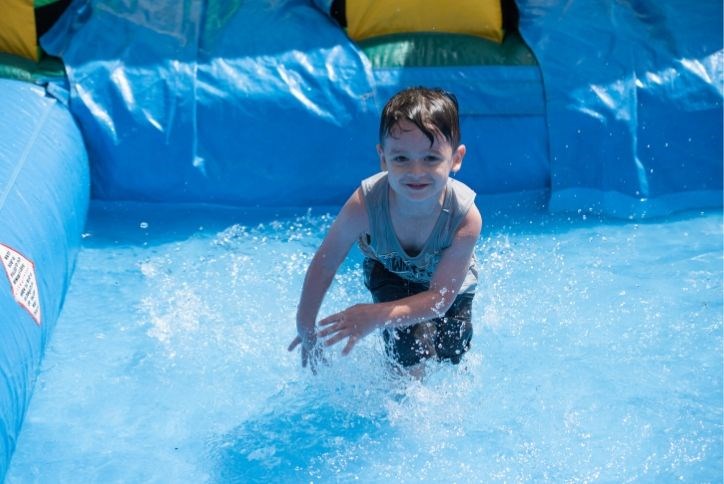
[{"left": 6, "top": 201, "right": 723, "bottom": 482}]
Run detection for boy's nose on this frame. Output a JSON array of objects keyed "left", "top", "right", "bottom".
[{"left": 408, "top": 160, "right": 426, "bottom": 175}]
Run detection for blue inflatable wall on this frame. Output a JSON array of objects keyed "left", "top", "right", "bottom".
[
  {"left": 520, "top": 0, "right": 723, "bottom": 217},
  {"left": 40, "top": 0, "right": 722, "bottom": 217},
  {"left": 0, "top": 80, "right": 89, "bottom": 477}
]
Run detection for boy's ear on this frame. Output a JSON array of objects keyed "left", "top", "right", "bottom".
[
  {"left": 376, "top": 144, "right": 387, "bottom": 171},
  {"left": 451, "top": 144, "right": 466, "bottom": 174}
]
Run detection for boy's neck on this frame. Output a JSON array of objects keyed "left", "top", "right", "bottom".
[{"left": 388, "top": 188, "right": 445, "bottom": 218}]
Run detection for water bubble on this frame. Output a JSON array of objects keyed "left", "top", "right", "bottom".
[{"left": 139, "top": 221, "right": 149, "bottom": 229}]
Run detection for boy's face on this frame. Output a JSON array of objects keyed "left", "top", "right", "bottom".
[{"left": 377, "top": 119, "right": 465, "bottom": 204}]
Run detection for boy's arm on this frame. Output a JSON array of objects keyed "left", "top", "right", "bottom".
[
  {"left": 288, "top": 188, "right": 368, "bottom": 366},
  {"left": 318, "top": 204, "right": 482, "bottom": 356}
]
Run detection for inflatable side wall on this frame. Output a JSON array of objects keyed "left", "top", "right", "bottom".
[{"left": 0, "top": 80, "right": 89, "bottom": 478}]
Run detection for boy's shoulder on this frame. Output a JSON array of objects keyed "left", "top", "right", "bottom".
[
  {"left": 361, "top": 171, "right": 387, "bottom": 185},
  {"left": 447, "top": 178, "right": 477, "bottom": 215},
  {"left": 360, "top": 171, "right": 387, "bottom": 196},
  {"left": 449, "top": 177, "right": 476, "bottom": 199}
]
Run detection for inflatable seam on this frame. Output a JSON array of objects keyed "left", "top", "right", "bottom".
[{"left": 0, "top": 97, "right": 56, "bottom": 212}]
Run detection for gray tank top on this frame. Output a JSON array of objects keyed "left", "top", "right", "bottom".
[{"left": 358, "top": 172, "right": 478, "bottom": 294}]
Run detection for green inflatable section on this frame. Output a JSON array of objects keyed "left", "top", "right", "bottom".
[
  {"left": 0, "top": 52, "right": 65, "bottom": 84},
  {"left": 358, "top": 32, "right": 537, "bottom": 69}
]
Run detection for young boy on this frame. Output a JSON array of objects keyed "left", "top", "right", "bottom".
[{"left": 288, "top": 87, "right": 482, "bottom": 372}]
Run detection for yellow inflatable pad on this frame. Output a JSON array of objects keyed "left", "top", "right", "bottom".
[
  {"left": 347, "top": 0, "right": 504, "bottom": 43},
  {"left": 0, "top": 0, "right": 39, "bottom": 61}
]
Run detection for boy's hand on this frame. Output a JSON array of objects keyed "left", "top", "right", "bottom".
[
  {"left": 288, "top": 331, "right": 324, "bottom": 374},
  {"left": 317, "top": 304, "right": 379, "bottom": 356}
]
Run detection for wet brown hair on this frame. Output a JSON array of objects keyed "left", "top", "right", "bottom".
[{"left": 379, "top": 87, "right": 461, "bottom": 148}]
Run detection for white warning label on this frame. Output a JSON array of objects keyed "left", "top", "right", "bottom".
[{"left": 1, "top": 243, "right": 41, "bottom": 325}]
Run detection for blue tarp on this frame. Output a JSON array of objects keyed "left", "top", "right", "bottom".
[
  {"left": 43, "top": 0, "right": 380, "bottom": 206},
  {"left": 519, "top": 0, "right": 723, "bottom": 217},
  {"left": 0, "top": 80, "right": 89, "bottom": 478},
  {"left": 42, "top": 0, "right": 722, "bottom": 215},
  {"left": 41, "top": 0, "right": 550, "bottom": 205},
  {"left": 40, "top": 0, "right": 723, "bottom": 215}
]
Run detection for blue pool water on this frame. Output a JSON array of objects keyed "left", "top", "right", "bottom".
[{"left": 6, "top": 199, "right": 723, "bottom": 482}]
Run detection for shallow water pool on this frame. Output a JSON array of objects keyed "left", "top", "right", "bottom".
[{"left": 6, "top": 199, "right": 723, "bottom": 482}]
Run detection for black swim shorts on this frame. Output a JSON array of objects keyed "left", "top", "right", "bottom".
[{"left": 363, "top": 258, "right": 474, "bottom": 367}]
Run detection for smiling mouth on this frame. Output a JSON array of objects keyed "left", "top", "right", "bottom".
[{"left": 406, "top": 183, "right": 429, "bottom": 190}]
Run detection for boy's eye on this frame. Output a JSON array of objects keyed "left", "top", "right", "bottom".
[
  {"left": 388, "top": 154, "right": 444, "bottom": 164},
  {"left": 424, "top": 155, "right": 443, "bottom": 163}
]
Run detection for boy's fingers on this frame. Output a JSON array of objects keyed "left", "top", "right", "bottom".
[
  {"left": 288, "top": 336, "right": 301, "bottom": 351},
  {"left": 317, "top": 324, "right": 341, "bottom": 338},
  {"left": 309, "top": 349, "right": 319, "bottom": 375},
  {"left": 318, "top": 313, "right": 340, "bottom": 326},
  {"left": 323, "top": 331, "right": 348, "bottom": 347},
  {"left": 341, "top": 336, "right": 357, "bottom": 356}
]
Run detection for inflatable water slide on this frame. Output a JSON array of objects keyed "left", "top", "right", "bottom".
[{"left": 0, "top": 0, "right": 721, "bottom": 476}]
